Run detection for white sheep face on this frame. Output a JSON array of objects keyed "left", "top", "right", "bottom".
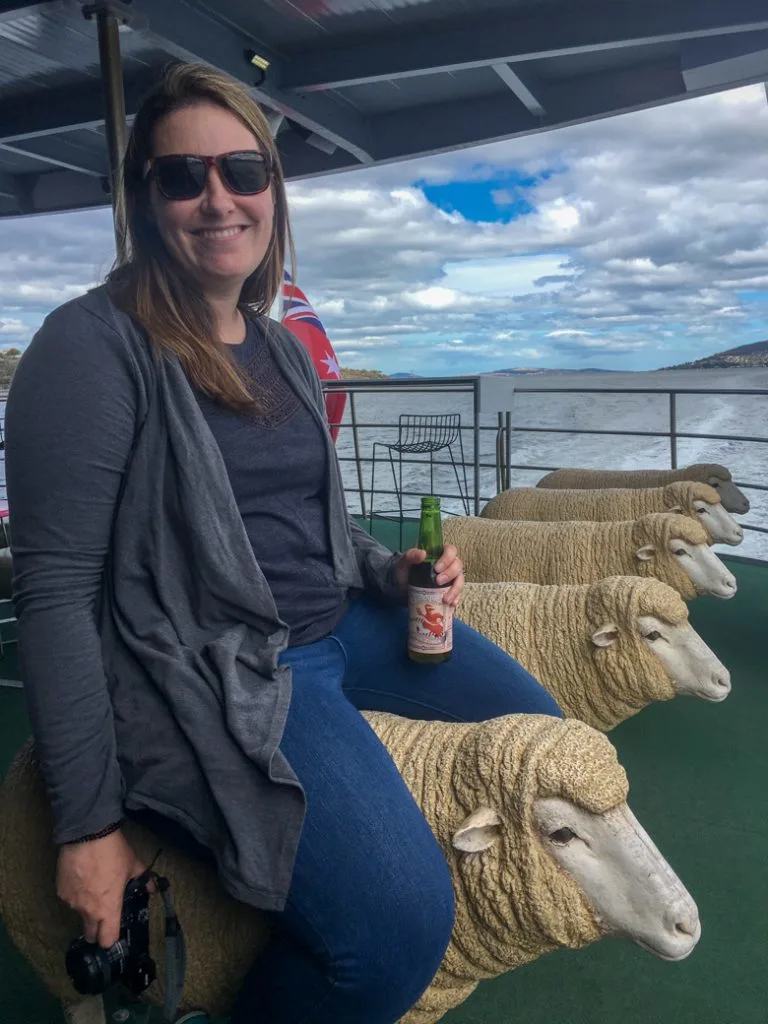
[
  {"left": 635, "top": 538, "right": 737, "bottom": 598},
  {"left": 635, "top": 614, "right": 731, "bottom": 702},
  {"left": 707, "top": 476, "right": 750, "bottom": 515},
  {"left": 690, "top": 499, "right": 743, "bottom": 546},
  {"left": 532, "top": 797, "right": 701, "bottom": 961},
  {"left": 591, "top": 614, "right": 731, "bottom": 702}
]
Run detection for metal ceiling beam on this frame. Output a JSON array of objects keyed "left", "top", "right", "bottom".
[
  {"left": 370, "top": 56, "right": 684, "bottom": 163},
  {"left": 0, "top": 137, "right": 107, "bottom": 177},
  {"left": 280, "top": 0, "right": 768, "bottom": 93},
  {"left": 681, "top": 30, "right": 768, "bottom": 90},
  {"left": 127, "top": 0, "right": 373, "bottom": 164},
  {"left": 0, "top": 73, "right": 150, "bottom": 143},
  {"left": 371, "top": 90, "right": 537, "bottom": 163},
  {"left": 492, "top": 65, "right": 545, "bottom": 116},
  {"left": 277, "top": 130, "right": 363, "bottom": 180}
]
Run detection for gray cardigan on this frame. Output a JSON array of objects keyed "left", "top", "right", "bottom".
[{"left": 5, "top": 284, "right": 401, "bottom": 912}]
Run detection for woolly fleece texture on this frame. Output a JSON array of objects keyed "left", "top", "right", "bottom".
[
  {"left": 0, "top": 715, "right": 628, "bottom": 1024},
  {"left": 443, "top": 513, "right": 709, "bottom": 600},
  {"left": 457, "top": 576, "right": 686, "bottom": 730},
  {"left": 536, "top": 463, "right": 730, "bottom": 491},
  {"left": 481, "top": 482, "right": 722, "bottom": 542}
]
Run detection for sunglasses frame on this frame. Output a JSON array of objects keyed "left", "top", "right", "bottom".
[{"left": 144, "top": 150, "right": 273, "bottom": 200}]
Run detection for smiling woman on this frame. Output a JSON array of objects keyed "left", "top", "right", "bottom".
[
  {"left": 146, "top": 106, "right": 276, "bottom": 341},
  {"left": 3, "top": 57, "right": 564, "bottom": 1024},
  {"left": 109, "top": 62, "right": 292, "bottom": 402}
]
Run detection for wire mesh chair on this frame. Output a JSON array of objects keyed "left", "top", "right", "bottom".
[{"left": 368, "top": 413, "right": 470, "bottom": 550}]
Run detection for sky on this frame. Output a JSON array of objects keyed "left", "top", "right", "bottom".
[{"left": 2, "top": 83, "right": 768, "bottom": 376}]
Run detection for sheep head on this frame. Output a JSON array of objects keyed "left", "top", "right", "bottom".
[
  {"left": 447, "top": 715, "right": 625, "bottom": 955},
  {"left": 687, "top": 463, "right": 750, "bottom": 514},
  {"left": 662, "top": 482, "right": 743, "bottom": 546},
  {"left": 444, "top": 712, "right": 696, "bottom": 966},
  {"left": 445, "top": 714, "right": 698, "bottom": 965},
  {"left": 585, "top": 576, "right": 730, "bottom": 719},
  {"left": 631, "top": 513, "right": 736, "bottom": 599}
]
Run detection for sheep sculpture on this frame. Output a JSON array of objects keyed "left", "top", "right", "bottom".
[
  {"left": 457, "top": 576, "right": 731, "bottom": 731},
  {"left": 481, "top": 481, "right": 743, "bottom": 546},
  {"left": 0, "top": 714, "right": 701, "bottom": 1024},
  {"left": 536, "top": 462, "right": 749, "bottom": 514},
  {"left": 442, "top": 513, "right": 737, "bottom": 601}
]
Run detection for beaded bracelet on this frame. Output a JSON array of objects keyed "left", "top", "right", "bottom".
[{"left": 67, "top": 819, "right": 125, "bottom": 844}]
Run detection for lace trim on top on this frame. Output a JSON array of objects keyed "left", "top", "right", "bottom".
[{"left": 236, "top": 324, "right": 302, "bottom": 430}]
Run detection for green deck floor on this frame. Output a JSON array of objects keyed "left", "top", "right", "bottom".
[{"left": 1, "top": 524, "right": 766, "bottom": 1023}]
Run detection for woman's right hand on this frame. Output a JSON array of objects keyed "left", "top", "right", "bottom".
[{"left": 57, "top": 830, "right": 151, "bottom": 949}]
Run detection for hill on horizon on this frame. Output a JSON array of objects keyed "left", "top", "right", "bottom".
[{"left": 665, "top": 338, "right": 768, "bottom": 370}]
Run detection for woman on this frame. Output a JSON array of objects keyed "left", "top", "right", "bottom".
[{"left": 5, "top": 62, "right": 561, "bottom": 1024}]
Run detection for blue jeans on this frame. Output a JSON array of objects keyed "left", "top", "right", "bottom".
[{"left": 229, "top": 595, "right": 562, "bottom": 1024}]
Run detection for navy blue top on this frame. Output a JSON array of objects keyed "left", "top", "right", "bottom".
[{"left": 196, "top": 318, "right": 348, "bottom": 646}]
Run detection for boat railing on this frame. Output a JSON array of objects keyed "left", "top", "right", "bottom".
[
  {"left": 322, "top": 378, "right": 768, "bottom": 545},
  {"left": 0, "top": 379, "right": 764, "bottom": 545}
]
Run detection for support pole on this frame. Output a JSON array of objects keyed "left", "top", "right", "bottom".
[{"left": 84, "top": 2, "right": 129, "bottom": 245}]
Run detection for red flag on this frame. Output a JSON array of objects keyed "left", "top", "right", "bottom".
[{"left": 281, "top": 270, "right": 346, "bottom": 443}]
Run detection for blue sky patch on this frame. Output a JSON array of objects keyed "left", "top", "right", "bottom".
[{"left": 416, "top": 170, "right": 554, "bottom": 223}]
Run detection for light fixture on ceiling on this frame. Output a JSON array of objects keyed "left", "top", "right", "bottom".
[{"left": 244, "top": 49, "right": 270, "bottom": 86}]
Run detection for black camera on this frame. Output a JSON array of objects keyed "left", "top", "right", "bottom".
[{"left": 65, "top": 870, "right": 156, "bottom": 998}]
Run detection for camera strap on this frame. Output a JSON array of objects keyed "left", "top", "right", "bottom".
[{"left": 136, "top": 863, "right": 186, "bottom": 1024}]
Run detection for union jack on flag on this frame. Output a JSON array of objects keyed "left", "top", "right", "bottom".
[{"left": 281, "top": 269, "right": 346, "bottom": 442}]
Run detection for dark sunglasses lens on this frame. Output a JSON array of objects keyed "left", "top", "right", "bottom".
[
  {"left": 156, "top": 157, "right": 206, "bottom": 199},
  {"left": 220, "top": 153, "right": 270, "bottom": 194}
]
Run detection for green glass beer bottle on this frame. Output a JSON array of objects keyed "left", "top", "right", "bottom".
[{"left": 407, "top": 496, "right": 453, "bottom": 663}]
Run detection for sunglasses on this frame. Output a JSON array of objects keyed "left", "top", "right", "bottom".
[{"left": 145, "top": 150, "right": 272, "bottom": 201}]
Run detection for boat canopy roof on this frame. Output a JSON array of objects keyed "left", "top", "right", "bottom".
[{"left": 1, "top": 0, "right": 768, "bottom": 219}]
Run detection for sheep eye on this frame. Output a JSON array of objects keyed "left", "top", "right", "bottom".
[
  {"left": 696, "top": 508, "right": 708, "bottom": 515},
  {"left": 674, "top": 548, "right": 689, "bottom": 557},
  {"left": 549, "top": 827, "right": 577, "bottom": 845},
  {"left": 644, "top": 630, "right": 662, "bottom": 642}
]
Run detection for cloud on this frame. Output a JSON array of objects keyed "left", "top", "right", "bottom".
[
  {"left": 0, "top": 318, "right": 27, "bottom": 338},
  {"left": 2, "top": 84, "right": 768, "bottom": 374},
  {"left": 282, "top": 82, "right": 768, "bottom": 371}
]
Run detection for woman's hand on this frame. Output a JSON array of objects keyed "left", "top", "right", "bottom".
[
  {"left": 393, "top": 544, "right": 465, "bottom": 607},
  {"left": 57, "top": 830, "right": 153, "bottom": 949}
]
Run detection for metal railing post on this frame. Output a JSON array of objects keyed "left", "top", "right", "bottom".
[
  {"left": 473, "top": 380, "right": 481, "bottom": 515},
  {"left": 349, "top": 392, "right": 366, "bottom": 519},
  {"left": 669, "top": 392, "right": 678, "bottom": 469},
  {"left": 505, "top": 411, "right": 512, "bottom": 490},
  {"left": 495, "top": 413, "right": 503, "bottom": 494}
]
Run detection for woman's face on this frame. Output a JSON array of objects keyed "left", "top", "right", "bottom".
[{"left": 148, "top": 101, "right": 275, "bottom": 297}]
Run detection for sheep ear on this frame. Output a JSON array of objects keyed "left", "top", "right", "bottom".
[
  {"left": 452, "top": 807, "right": 502, "bottom": 853},
  {"left": 635, "top": 544, "right": 655, "bottom": 562},
  {"left": 668, "top": 505, "right": 684, "bottom": 514},
  {"left": 591, "top": 623, "right": 618, "bottom": 648}
]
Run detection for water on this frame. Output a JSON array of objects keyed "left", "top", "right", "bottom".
[
  {"left": 336, "top": 368, "right": 768, "bottom": 561},
  {"left": 1, "top": 369, "right": 766, "bottom": 558}
]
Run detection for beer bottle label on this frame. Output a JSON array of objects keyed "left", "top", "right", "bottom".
[{"left": 408, "top": 586, "right": 453, "bottom": 654}]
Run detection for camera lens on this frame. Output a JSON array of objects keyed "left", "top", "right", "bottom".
[{"left": 65, "top": 939, "right": 125, "bottom": 995}]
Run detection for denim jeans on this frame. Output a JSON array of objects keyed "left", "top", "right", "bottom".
[{"left": 226, "top": 595, "right": 562, "bottom": 1024}]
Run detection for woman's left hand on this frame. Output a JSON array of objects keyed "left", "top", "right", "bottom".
[{"left": 393, "top": 544, "right": 464, "bottom": 607}]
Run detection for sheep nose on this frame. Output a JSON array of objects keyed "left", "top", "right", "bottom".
[
  {"left": 666, "top": 902, "right": 700, "bottom": 940},
  {"left": 712, "top": 669, "right": 731, "bottom": 692},
  {"left": 721, "top": 575, "right": 736, "bottom": 593}
]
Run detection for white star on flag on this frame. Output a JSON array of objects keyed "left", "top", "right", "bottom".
[{"left": 321, "top": 353, "right": 341, "bottom": 378}]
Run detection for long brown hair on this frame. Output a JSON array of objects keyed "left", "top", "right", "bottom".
[{"left": 108, "top": 61, "right": 296, "bottom": 410}]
